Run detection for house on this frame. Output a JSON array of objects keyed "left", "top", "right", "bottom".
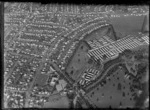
[
  {"left": 56, "top": 79, "right": 67, "bottom": 92},
  {"left": 50, "top": 77, "right": 58, "bottom": 86}
]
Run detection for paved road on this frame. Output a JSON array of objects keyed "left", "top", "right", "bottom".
[
  {"left": 78, "top": 93, "right": 93, "bottom": 108},
  {"left": 47, "top": 59, "right": 74, "bottom": 86}
]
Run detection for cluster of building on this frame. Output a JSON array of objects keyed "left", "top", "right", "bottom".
[
  {"left": 79, "top": 68, "right": 100, "bottom": 86},
  {"left": 4, "top": 56, "right": 43, "bottom": 108},
  {"left": 4, "top": 90, "right": 26, "bottom": 108},
  {"left": 141, "top": 35, "right": 149, "bottom": 45},
  {"left": 28, "top": 64, "right": 68, "bottom": 107},
  {"left": 32, "top": 60, "right": 69, "bottom": 94},
  {"left": 5, "top": 56, "right": 38, "bottom": 91},
  {"left": 87, "top": 35, "right": 113, "bottom": 49},
  {"left": 4, "top": 52, "right": 21, "bottom": 78},
  {"left": 31, "top": 68, "right": 58, "bottom": 95},
  {"left": 57, "top": 20, "right": 110, "bottom": 72},
  {"left": 87, "top": 35, "right": 149, "bottom": 63},
  {"left": 28, "top": 94, "right": 49, "bottom": 108},
  {"left": 4, "top": 3, "right": 149, "bottom": 108}
]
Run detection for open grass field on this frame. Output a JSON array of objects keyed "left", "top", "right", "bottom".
[
  {"left": 44, "top": 94, "right": 70, "bottom": 108},
  {"left": 34, "top": 73, "right": 49, "bottom": 86},
  {"left": 85, "top": 67, "right": 135, "bottom": 108},
  {"left": 66, "top": 41, "right": 91, "bottom": 81}
]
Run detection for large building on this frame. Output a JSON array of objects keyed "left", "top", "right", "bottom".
[{"left": 87, "top": 35, "right": 149, "bottom": 63}]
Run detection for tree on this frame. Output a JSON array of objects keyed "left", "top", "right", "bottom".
[
  {"left": 122, "top": 49, "right": 133, "bottom": 59},
  {"left": 96, "top": 59, "right": 101, "bottom": 68},
  {"left": 87, "top": 58, "right": 93, "bottom": 64}
]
